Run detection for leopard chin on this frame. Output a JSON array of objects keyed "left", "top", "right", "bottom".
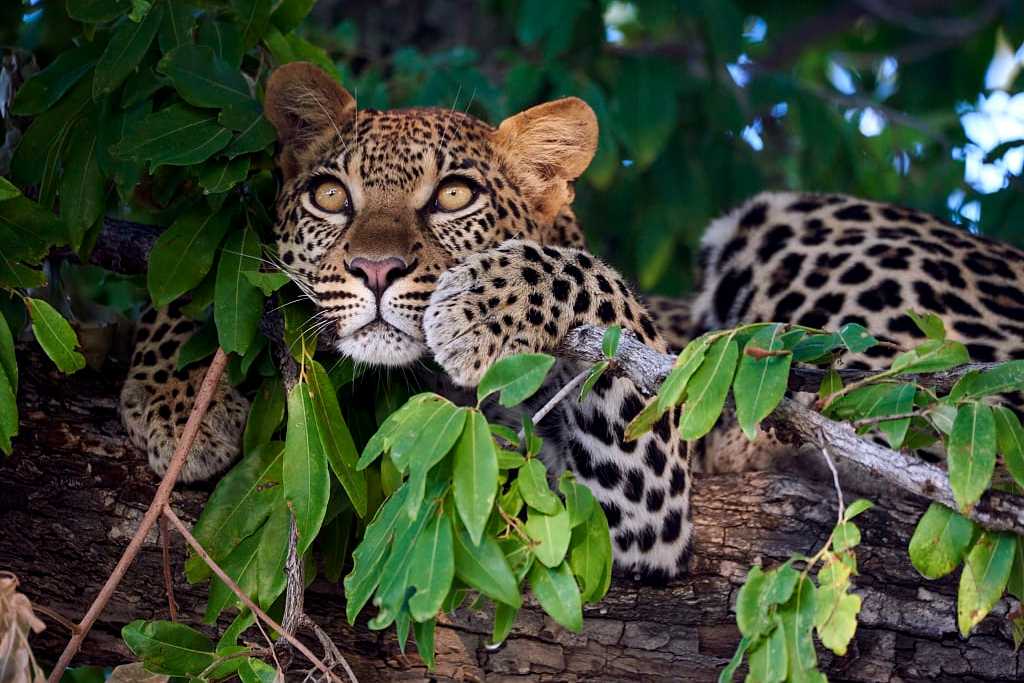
[{"left": 335, "top": 320, "right": 427, "bottom": 367}]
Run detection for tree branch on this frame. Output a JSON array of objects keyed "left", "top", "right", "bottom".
[{"left": 558, "top": 325, "right": 1024, "bottom": 537}]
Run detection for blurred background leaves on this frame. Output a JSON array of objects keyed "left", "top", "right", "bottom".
[{"left": 3, "top": 0, "right": 1024, "bottom": 296}]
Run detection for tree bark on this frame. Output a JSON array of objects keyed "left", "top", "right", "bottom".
[{"left": 2, "top": 344, "right": 1022, "bottom": 682}]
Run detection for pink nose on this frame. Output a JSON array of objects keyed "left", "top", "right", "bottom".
[{"left": 346, "top": 257, "right": 408, "bottom": 298}]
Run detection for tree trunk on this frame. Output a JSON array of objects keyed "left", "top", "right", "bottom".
[{"left": 1, "top": 344, "right": 1021, "bottom": 682}]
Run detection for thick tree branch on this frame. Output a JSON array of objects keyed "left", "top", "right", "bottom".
[{"left": 559, "top": 325, "right": 1024, "bottom": 536}]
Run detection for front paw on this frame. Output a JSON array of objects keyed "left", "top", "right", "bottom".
[{"left": 424, "top": 243, "right": 563, "bottom": 386}]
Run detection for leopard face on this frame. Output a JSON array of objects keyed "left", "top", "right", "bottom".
[{"left": 264, "top": 63, "right": 595, "bottom": 367}]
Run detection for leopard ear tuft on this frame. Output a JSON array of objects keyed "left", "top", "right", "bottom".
[
  {"left": 493, "top": 97, "right": 598, "bottom": 216},
  {"left": 264, "top": 62, "right": 356, "bottom": 178}
]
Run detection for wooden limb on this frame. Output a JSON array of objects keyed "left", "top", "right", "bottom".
[
  {"left": 46, "top": 348, "right": 231, "bottom": 682},
  {"left": 159, "top": 514, "right": 178, "bottom": 622}
]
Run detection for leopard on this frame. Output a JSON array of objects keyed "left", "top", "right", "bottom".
[
  {"left": 121, "top": 62, "right": 692, "bottom": 580},
  {"left": 121, "top": 61, "right": 1024, "bottom": 583}
]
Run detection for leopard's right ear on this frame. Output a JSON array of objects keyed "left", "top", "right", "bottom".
[{"left": 264, "top": 62, "right": 356, "bottom": 178}]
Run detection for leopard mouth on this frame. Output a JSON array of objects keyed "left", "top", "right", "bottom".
[{"left": 334, "top": 319, "right": 427, "bottom": 367}]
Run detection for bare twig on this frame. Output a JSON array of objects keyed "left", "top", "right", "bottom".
[
  {"left": 47, "top": 348, "right": 231, "bottom": 682},
  {"left": 162, "top": 507, "right": 346, "bottom": 683},
  {"left": 159, "top": 515, "right": 178, "bottom": 622},
  {"left": 559, "top": 325, "right": 1024, "bottom": 537},
  {"left": 818, "top": 437, "right": 845, "bottom": 524},
  {"left": 517, "top": 366, "right": 591, "bottom": 443}
]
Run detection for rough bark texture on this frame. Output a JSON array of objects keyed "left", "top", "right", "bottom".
[{"left": 2, "top": 344, "right": 1022, "bottom": 682}]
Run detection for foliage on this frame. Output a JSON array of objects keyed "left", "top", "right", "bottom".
[{"left": 620, "top": 313, "right": 1024, "bottom": 679}]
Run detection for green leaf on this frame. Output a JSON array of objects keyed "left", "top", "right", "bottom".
[
  {"left": 602, "top": 325, "right": 622, "bottom": 358},
  {"left": 158, "top": 45, "right": 253, "bottom": 108},
  {"left": 93, "top": 8, "right": 165, "bottom": 99},
  {"left": 243, "top": 378, "right": 285, "bottom": 453},
  {"left": 0, "top": 368, "right": 17, "bottom": 455},
  {"left": 10, "top": 79, "right": 92, "bottom": 195},
  {"left": 717, "top": 636, "right": 750, "bottom": 683},
  {"left": 220, "top": 103, "right": 278, "bottom": 158},
  {"left": 198, "top": 156, "right": 251, "bottom": 195},
  {"left": 452, "top": 520, "right": 522, "bottom": 608},
  {"left": 948, "top": 402, "right": 997, "bottom": 511},
  {"left": 114, "top": 104, "right": 232, "bottom": 167},
  {"left": 147, "top": 207, "right": 232, "bottom": 307},
  {"left": 578, "top": 360, "right": 609, "bottom": 402},
  {"left": 955, "top": 361, "right": 1024, "bottom": 400},
  {"left": 559, "top": 475, "right": 596, "bottom": 528},
  {"left": 158, "top": 1, "right": 196, "bottom": 52},
  {"left": 1008, "top": 537, "right": 1024, "bottom": 602},
  {"left": 611, "top": 58, "right": 680, "bottom": 168},
  {"left": 25, "top": 298, "right": 86, "bottom": 374},
  {"left": 452, "top": 410, "right": 498, "bottom": 545},
  {"left": 569, "top": 504, "right": 612, "bottom": 603},
  {"left": 185, "top": 442, "right": 283, "bottom": 582},
  {"left": 215, "top": 228, "right": 264, "bottom": 356},
  {"left": 197, "top": 17, "right": 245, "bottom": 69},
  {"left": 67, "top": 0, "right": 130, "bottom": 22},
  {"left": 747, "top": 622, "right": 786, "bottom": 683},
  {"left": 680, "top": 334, "right": 739, "bottom": 439},
  {"left": 476, "top": 353, "right": 555, "bottom": 407},
  {"left": 204, "top": 530, "right": 261, "bottom": 623},
  {"left": 491, "top": 602, "right": 518, "bottom": 647},
  {"left": 307, "top": 359, "right": 367, "bottom": 517},
  {"left": 831, "top": 522, "right": 861, "bottom": 552},
  {"left": 836, "top": 322, "right": 878, "bottom": 353},
  {"left": 626, "top": 334, "right": 711, "bottom": 441},
  {"left": 242, "top": 271, "right": 290, "bottom": 296},
  {"left": 0, "top": 314, "right": 17, "bottom": 393},
  {"left": 271, "top": 0, "right": 317, "bottom": 33},
  {"left": 843, "top": 499, "right": 874, "bottom": 522},
  {"left": 60, "top": 115, "right": 106, "bottom": 250},
  {"left": 994, "top": 406, "right": 1024, "bottom": 488},
  {"left": 733, "top": 324, "right": 791, "bottom": 439},
  {"left": 255, "top": 504, "right": 289, "bottom": 607},
  {"left": 518, "top": 458, "right": 560, "bottom": 515},
  {"left": 779, "top": 576, "right": 818, "bottom": 676},
  {"left": 0, "top": 195, "right": 69, "bottom": 264},
  {"left": 403, "top": 407, "right": 468, "bottom": 519},
  {"left": 791, "top": 333, "right": 841, "bottom": 363},
  {"left": 238, "top": 658, "right": 280, "bottom": 683},
  {"left": 873, "top": 383, "right": 916, "bottom": 449},
  {"left": 408, "top": 512, "right": 455, "bottom": 621},
  {"left": 284, "top": 381, "right": 330, "bottom": 555},
  {"left": 907, "top": 311, "right": 946, "bottom": 340},
  {"left": 736, "top": 566, "right": 771, "bottom": 637},
  {"left": 413, "top": 618, "right": 436, "bottom": 670},
  {"left": 344, "top": 485, "right": 411, "bottom": 623},
  {"left": 121, "top": 620, "right": 214, "bottom": 676},
  {"left": 11, "top": 43, "right": 102, "bottom": 116},
  {"left": 908, "top": 503, "right": 976, "bottom": 580},
  {"left": 525, "top": 505, "right": 571, "bottom": 568},
  {"left": 957, "top": 531, "right": 1015, "bottom": 636},
  {"left": 814, "top": 558, "right": 861, "bottom": 656},
  {"left": 231, "top": 0, "right": 273, "bottom": 47},
  {"left": 891, "top": 339, "right": 970, "bottom": 375},
  {"left": 528, "top": 560, "right": 582, "bottom": 632},
  {"left": 0, "top": 178, "right": 18, "bottom": 202}
]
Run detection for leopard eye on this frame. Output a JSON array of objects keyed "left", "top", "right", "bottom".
[
  {"left": 310, "top": 177, "right": 350, "bottom": 213},
  {"left": 433, "top": 178, "right": 477, "bottom": 212}
]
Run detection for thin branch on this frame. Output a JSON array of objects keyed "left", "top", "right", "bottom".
[
  {"left": 162, "top": 507, "right": 347, "bottom": 683},
  {"left": 558, "top": 325, "right": 1024, "bottom": 537},
  {"left": 818, "top": 437, "right": 845, "bottom": 524},
  {"left": 47, "top": 348, "right": 231, "bottom": 683},
  {"left": 160, "top": 515, "right": 179, "bottom": 622},
  {"left": 518, "top": 366, "right": 592, "bottom": 442}
]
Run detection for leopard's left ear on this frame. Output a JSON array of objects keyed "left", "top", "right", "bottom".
[{"left": 493, "top": 97, "right": 598, "bottom": 217}]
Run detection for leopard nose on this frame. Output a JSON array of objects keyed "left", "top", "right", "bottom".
[{"left": 345, "top": 257, "right": 410, "bottom": 298}]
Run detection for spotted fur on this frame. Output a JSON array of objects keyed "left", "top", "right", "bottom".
[{"left": 690, "top": 191, "right": 1024, "bottom": 473}]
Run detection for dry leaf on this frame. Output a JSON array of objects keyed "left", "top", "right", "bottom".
[
  {"left": 107, "top": 662, "right": 170, "bottom": 683},
  {"left": 0, "top": 573, "right": 46, "bottom": 683}
]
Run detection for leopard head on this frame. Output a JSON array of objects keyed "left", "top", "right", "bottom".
[{"left": 263, "top": 62, "right": 598, "bottom": 366}]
